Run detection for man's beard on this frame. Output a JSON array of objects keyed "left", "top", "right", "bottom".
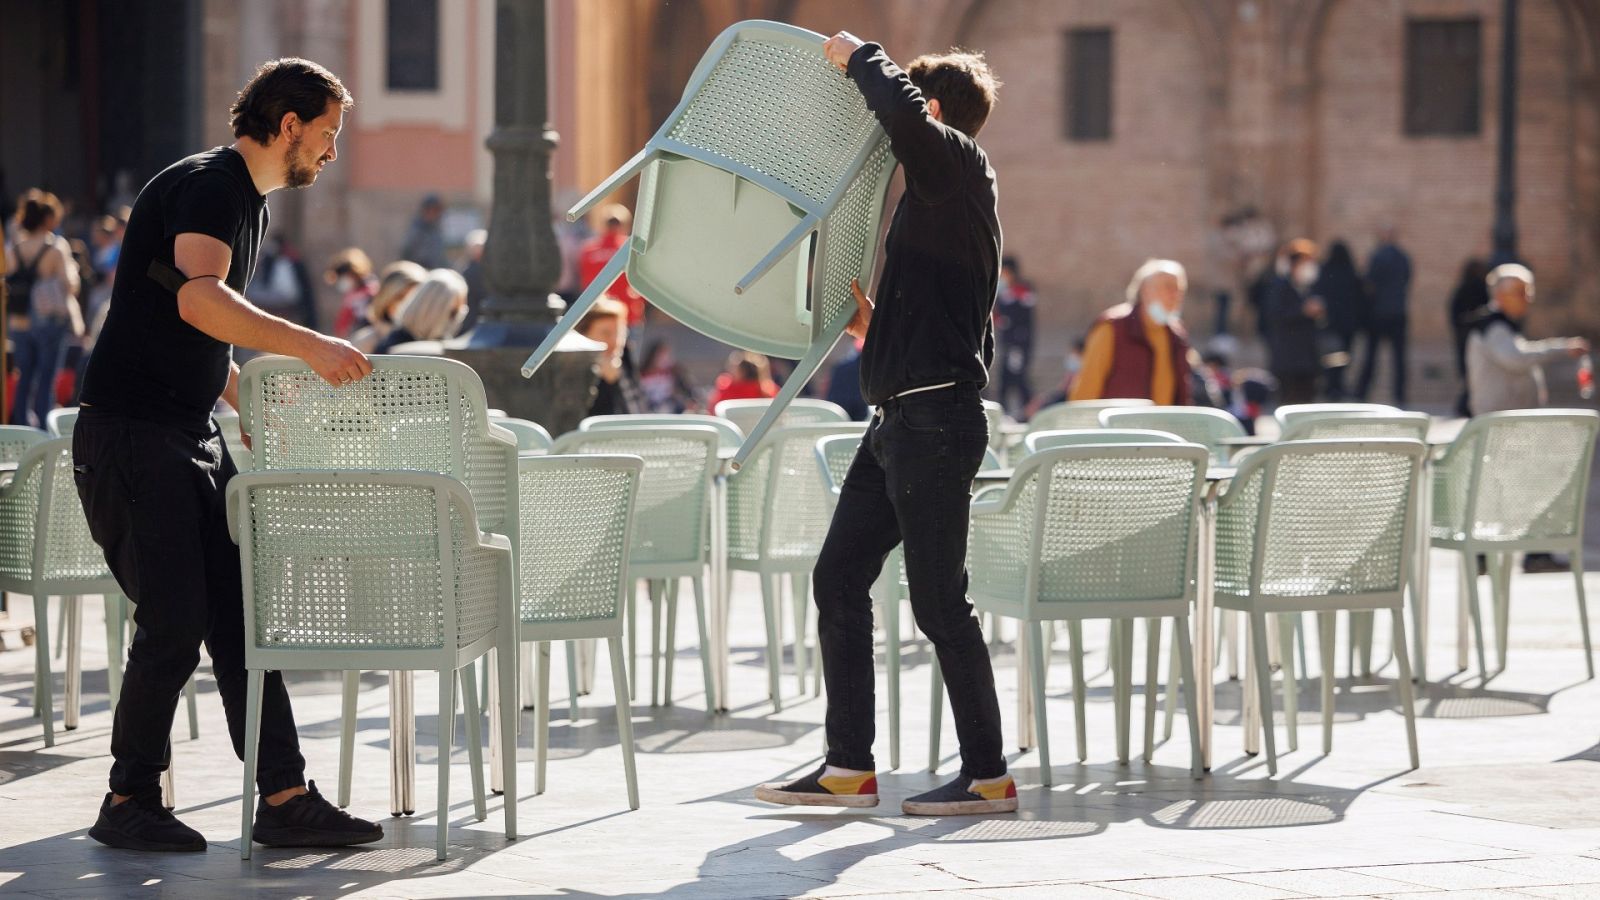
[{"left": 284, "top": 134, "right": 320, "bottom": 189}]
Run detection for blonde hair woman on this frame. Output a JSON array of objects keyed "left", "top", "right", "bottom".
[
  {"left": 374, "top": 268, "right": 468, "bottom": 352},
  {"left": 3, "top": 189, "right": 83, "bottom": 426},
  {"left": 350, "top": 260, "right": 426, "bottom": 352}
]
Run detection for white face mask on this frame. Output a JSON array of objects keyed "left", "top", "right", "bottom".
[
  {"left": 1294, "top": 263, "right": 1319, "bottom": 287},
  {"left": 1145, "top": 302, "right": 1178, "bottom": 327},
  {"left": 336, "top": 275, "right": 357, "bottom": 294}
]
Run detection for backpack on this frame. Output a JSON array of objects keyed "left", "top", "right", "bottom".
[{"left": 3, "top": 242, "right": 48, "bottom": 313}]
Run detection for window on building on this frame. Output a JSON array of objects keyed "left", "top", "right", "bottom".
[
  {"left": 1405, "top": 19, "right": 1481, "bottom": 137},
  {"left": 1065, "top": 28, "right": 1113, "bottom": 141},
  {"left": 386, "top": 0, "right": 440, "bottom": 91}
]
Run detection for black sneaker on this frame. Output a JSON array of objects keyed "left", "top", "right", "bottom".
[
  {"left": 252, "top": 781, "right": 384, "bottom": 848},
  {"left": 753, "top": 765, "right": 879, "bottom": 808},
  {"left": 1522, "top": 553, "right": 1570, "bottom": 574},
  {"left": 902, "top": 774, "right": 1018, "bottom": 816},
  {"left": 88, "top": 791, "right": 206, "bottom": 852}
]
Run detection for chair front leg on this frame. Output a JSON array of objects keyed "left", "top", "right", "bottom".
[{"left": 1249, "top": 612, "right": 1278, "bottom": 776}]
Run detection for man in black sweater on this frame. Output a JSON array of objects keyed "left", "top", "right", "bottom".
[{"left": 755, "top": 32, "right": 1013, "bottom": 815}]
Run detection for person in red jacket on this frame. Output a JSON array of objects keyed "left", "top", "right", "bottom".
[
  {"left": 1070, "top": 258, "right": 1193, "bottom": 406},
  {"left": 708, "top": 351, "right": 777, "bottom": 409},
  {"left": 577, "top": 203, "right": 646, "bottom": 327}
]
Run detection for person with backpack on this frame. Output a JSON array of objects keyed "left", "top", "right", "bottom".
[{"left": 3, "top": 189, "right": 83, "bottom": 427}]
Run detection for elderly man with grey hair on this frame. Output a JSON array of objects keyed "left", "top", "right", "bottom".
[
  {"left": 1465, "top": 264, "right": 1589, "bottom": 416},
  {"left": 1070, "top": 258, "right": 1194, "bottom": 405}
]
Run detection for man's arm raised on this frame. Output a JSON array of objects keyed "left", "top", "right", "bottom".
[{"left": 174, "top": 232, "right": 371, "bottom": 386}]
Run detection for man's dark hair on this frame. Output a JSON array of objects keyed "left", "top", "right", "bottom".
[
  {"left": 230, "top": 58, "right": 353, "bottom": 145},
  {"left": 907, "top": 50, "right": 1001, "bottom": 138}
]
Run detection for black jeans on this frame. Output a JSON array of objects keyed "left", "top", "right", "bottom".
[
  {"left": 73, "top": 408, "right": 306, "bottom": 799},
  {"left": 1356, "top": 316, "right": 1408, "bottom": 405},
  {"left": 812, "top": 384, "right": 1004, "bottom": 779}
]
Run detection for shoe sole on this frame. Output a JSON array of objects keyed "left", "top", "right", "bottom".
[
  {"left": 88, "top": 825, "right": 206, "bottom": 852},
  {"left": 753, "top": 784, "right": 878, "bottom": 808},
  {"left": 251, "top": 826, "right": 385, "bottom": 848},
  {"left": 901, "top": 797, "right": 1019, "bottom": 816}
]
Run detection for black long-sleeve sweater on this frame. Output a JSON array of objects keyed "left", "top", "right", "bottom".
[{"left": 846, "top": 43, "right": 1002, "bottom": 406}]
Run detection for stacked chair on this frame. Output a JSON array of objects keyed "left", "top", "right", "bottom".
[
  {"left": 1025, "top": 399, "right": 1151, "bottom": 437},
  {"left": 1099, "top": 406, "right": 1246, "bottom": 465}
]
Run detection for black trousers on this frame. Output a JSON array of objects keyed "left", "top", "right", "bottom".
[
  {"left": 73, "top": 408, "right": 306, "bottom": 799},
  {"left": 1356, "top": 316, "right": 1409, "bottom": 405},
  {"left": 812, "top": 384, "right": 1005, "bottom": 779}
]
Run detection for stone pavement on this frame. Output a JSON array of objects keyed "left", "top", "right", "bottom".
[{"left": 1, "top": 548, "right": 1598, "bottom": 899}]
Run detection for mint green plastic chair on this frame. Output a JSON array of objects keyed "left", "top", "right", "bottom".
[
  {"left": 1100, "top": 407, "right": 1246, "bottom": 465},
  {"left": 1429, "top": 409, "right": 1599, "bottom": 680},
  {"left": 1273, "top": 402, "right": 1399, "bottom": 430},
  {"left": 727, "top": 421, "right": 865, "bottom": 710},
  {"left": 1026, "top": 399, "right": 1152, "bottom": 436},
  {"left": 1024, "top": 428, "right": 1184, "bottom": 455},
  {"left": 238, "top": 355, "right": 520, "bottom": 823},
  {"left": 969, "top": 443, "right": 1209, "bottom": 784},
  {"left": 45, "top": 408, "right": 77, "bottom": 437},
  {"left": 583, "top": 413, "right": 744, "bottom": 451},
  {"left": 492, "top": 416, "right": 554, "bottom": 455},
  {"left": 551, "top": 426, "right": 721, "bottom": 710},
  {"left": 213, "top": 411, "right": 254, "bottom": 470},
  {"left": 1278, "top": 411, "right": 1429, "bottom": 443},
  {"left": 229, "top": 469, "right": 512, "bottom": 861},
  {"left": 515, "top": 454, "right": 643, "bottom": 808},
  {"left": 521, "top": 21, "right": 895, "bottom": 471},
  {"left": 715, "top": 398, "right": 850, "bottom": 438},
  {"left": 1214, "top": 439, "right": 1425, "bottom": 775}
]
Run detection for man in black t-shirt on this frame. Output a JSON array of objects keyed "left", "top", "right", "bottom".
[{"left": 75, "top": 58, "right": 380, "bottom": 853}]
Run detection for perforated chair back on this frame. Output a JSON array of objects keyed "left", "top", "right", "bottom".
[
  {"left": 728, "top": 422, "right": 865, "bottom": 567},
  {"left": 1215, "top": 439, "right": 1424, "bottom": 602},
  {"left": 213, "top": 411, "right": 254, "bottom": 471},
  {"left": 1024, "top": 428, "right": 1183, "bottom": 455},
  {"left": 45, "top": 408, "right": 78, "bottom": 437},
  {"left": 1274, "top": 402, "right": 1400, "bottom": 430},
  {"left": 1429, "top": 409, "right": 1599, "bottom": 548},
  {"left": 238, "top": 355, "right": 518, "bottom": 537},
  {"left": 583, "top": 413, "right": 744, "bottom": 451},
  {"left": 0, "top": 437, "right": 117, "bottom": 593},
  {"left": 1278, "top": 411, "right": 1430, "bottom": 443},
  {"left": 716, "top": 398, "right": 848, "bottom": 441},
  {"left": 551, "top": 426, "right": 720, "bottom": 573},
  {"left": 969, "top": 443, "right": 1207, "bottom": 619},
  {"left": 522, "top": 21, "right": 896, "bottom": 470},
  {"left": 515, "top": 455, "right": 643, "bottom": 641},
  {"left": 0, "top": 426, "right": 49, "bottom": 464},
  {"left": 1099, "top": 407, "right": 1246, "bottom": 464},
  {"left": 495, "top": 417, "right": 555, "bottom": 454},
  {"left": 1027, "top": 399, "right": 1152, "bottom": 435}
]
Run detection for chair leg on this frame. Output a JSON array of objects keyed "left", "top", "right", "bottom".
[
  {"left": 519, "top": 641, "right": 537, "bottom": 711},
  {"left": 436, "top": 667, "right": 456, "bottom": 862},
  {"left": 1164, "top": 617, "right": 1180, "bottom": 741},
  {"left": 1114, "top": 619, "right": 1133, "bottom": 765},
  {"left": 1390, "top": 607, "right": 1420, "bottom": 770},
  {"left": 1463, "top": 552, "right": 1490, "bottom": 682},
  {"left": 1575, "top": 557, "right": 1595, "bottom": 680},
  {"left": 33, "top": 593, "right": 53, "bottom": 748},
  {"left": 185, "top": 673, "right": 199, "bottom": 740},
  {"left": 240, "top": 668, "right": 264, "bottom": 860},
  {"left": 1277, "top": 614, "right": 1298, "bottom": 753},
  {"left": 390, "top": 671, "right": 406, "bottom": 815},
  {"left": 761, "top": 574, "right": 783, "bottom": 712},
  {"left": 1174, "top": 616, "right": 1203, "bottom": 778},
  {"left": 663, "top": 579, "right": 680, "bottom": 706},
  {"left": 338, "top": 670, "right": 359, "bottom": 808},
  {"left": 496, "top": 637, "right": 520, "bottom": 838},
  {"left": 461, "top": 660, "right": 486, "bottom": 822},
  {"left": 1319, "top": 612, "right": 1336, "bottom": 755},
  {"left": 691, "top": 577, "right": 716, "bottom": 714},
  {"left": 927, "top": 656, "right": 944, "bottom": 772},
  {"left": 534, "top": 643, "right": 552, "bottom": 796},
  {"left": 648, "top": 580, "right": 664, "bottom": 707},
  {"left": 103, "top": 594, "right": 124, "bottom": 708},
  {"left": 64, "top": 596, "right": 81, "bottom": 731},
  {"left": 1357, "top": 610, "right": 1375, "bottom": 678},
  {"left": 1027, "top": 621, "right": 1052, "bottom": 786},
  {"left": 627, "top": 581, "right": 639, "bottom": 700},
  {"left": 1249, "top": 612, "right": 1278, "bottom": 776},
  {"left": 789, "top": 572, "right": 808, "bottom": 695},
  {"left": 1492, "top": 552, "right": 1512, "bottom": 673},
  {"left": 1069, "top": 620, "right": 1088, "bottom": 763},
  {"left": 608, "top": 636, "right": 641, "bottom": 810},
  {"left": 800, "top": 572, "right": 821, "bottom": 698},
  {"left": 565, "top": 642, "right": 581, "bottom": 721},
  {"left": 1144, "top": 617, "right": 1160, "bottom": 763}
]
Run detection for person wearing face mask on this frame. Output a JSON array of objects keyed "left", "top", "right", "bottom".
[
  {"left": 1264, "top": 239, "right": 1326, "bottom": 406},
  {"left": 324, "top": 246, "right": 376, "bottom": 338},
  {"left": 573, "top": 295, "right": 643, "bottom": 416},
  {"left": 1070, "top": 258, "right": 1193, "bottom": 405},
  {"left": 373, "top": 267, "right": 471, "bottom": 353}
]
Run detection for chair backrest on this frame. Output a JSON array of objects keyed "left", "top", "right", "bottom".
[
  {"left": 1024, "top": 428, "right": 1184, "bottom": 455},
  {"left": 1273, "top": 402, "right": 1400, "bottom": 430},
  {"left": 495, "top": 417, "right": 555, "bottom": 454},
  {"left": 1215, "top": 439, "right": 1424, "bottom": 601},
  {"left": 238, "top": 355, "right": 517, "bottom": 536},
  {"left": 0, "top": 437, "right": 112, "bottom": 589},
  {"left": 729, "top": 422, "right": 865, "bottom": 562},
  {"left": 817, "top": 431, "right": 1000, "bottom": 498},
  {"left": 716, "top": 398, "right": 848, "bottom": 440},
  {"left": 969, "top": 443, "right": 1207, "bottom": 614},
  {"left": 1099, "top": 407, "right": 1246, "bottom": 463},
  {"left": 0, "top": 426, "right": 49, "bottom": 464},
  {"left": 982, "top": 400, "right": 1006, "bottom": 449},
  {"left": 213, "top": 411, "right": 254, "bottom": 471},
  {"left": 232, "top": 470, "right": 499, "bottom": 667},
  {"left": 1278, "top": 411, "right": 1430, "bottom": 443},
  {"left": 551, "top": 426, "right": 720, "bottom": 569},
  {"left": 515, "top": 454, "right": 643, "bottom": 638},
  {"left": 46, "top": 408, "right": 78, "bottom": 437},
  {"left": 1431, "top": 409, "right": 1599, "bottom": 545},
  {"left": 1027, "top": 399, "right": 1153, "bottom": 434},
  {"left": 582, "top": 413, "right": 743, "bottom": 451}
]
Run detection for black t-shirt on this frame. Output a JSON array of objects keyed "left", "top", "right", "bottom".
[{"left": 80, "top": 147, "right": 267, "bottom": 428}]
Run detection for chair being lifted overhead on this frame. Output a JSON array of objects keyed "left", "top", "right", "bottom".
[{"left": 520, "top": 21, "right": 896, "bottom": 470}]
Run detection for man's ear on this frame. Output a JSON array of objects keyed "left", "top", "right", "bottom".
[
  {"left": 927, "top": 97, "right": 942, "bottom": 122},
  {"left": 275, "top": 111, "right": 301, "bottom": 145}
]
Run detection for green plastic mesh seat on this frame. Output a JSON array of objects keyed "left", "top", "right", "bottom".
[
  {"left": 583, "top": 413, "right": 744, "bottom": 451},
  {"left": 514, "top": 454, "right": 643, "bottom": 808},
  {"left": 1277, "top": 411, "right": 1429, "bottom": 443},
  {"left": 552, "top": 426, "right": 721, "bottom": 709},
  {"left": 1024, "top": 428, "right": 1184, "bottom": 455},
  {"left": 521, "top": 21, "right": 895, "bottom": 470},
  {"left": 1273, "top": 402, "right": 1399, "bottom": 430},
  {"left": 0, "top": 436, "right": 121, "bottom": 748},
  {"left": 968, "top": 443, "right": 1209, "bottom": 783},
  {"left": 1428, "top": 409, "right": 1599, "bottom": 680},
  {"left": 492, "top": 416, "right": 554, "bottom": 455},
  {"left": 727, "top": 421, "right": 865, "bottom": 709},
  {"left": 1099, "top": 407, "right": 1246, "bottom": 465},
  {"left": 229, "top": 469, "right": 513, "bottom": 861},
  {"left": 1026, "top": 399, "right": 1152, "bottom": 435},
  {"left": 45, "top": 408, "right": 78, "bottom": 437},
  {"left": 0, "top": 424, "right": 48, "bottom": 462},
  {"left": 715, "top": 398, "right": 849, "bottom": 440},
  {"left": 1214, "top": 439, "right": 1425, "bottom": 775}
]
